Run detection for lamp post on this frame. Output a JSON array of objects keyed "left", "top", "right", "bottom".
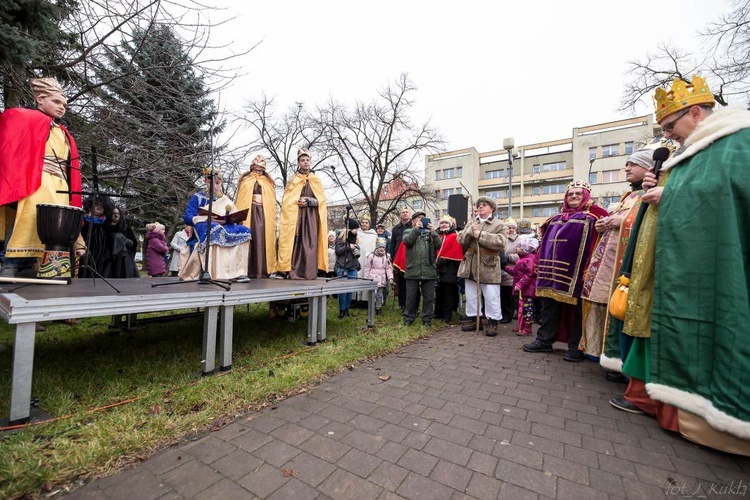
[{"left": 503, "top": 137, "right": 515, "bottom": 218}]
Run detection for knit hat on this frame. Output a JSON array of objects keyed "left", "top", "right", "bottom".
[
  {"left": 517, "top": 236, "right": 539, "bottom": 254},
  {"left": 626, "top": 149, "right": 654, "bottom": 169},
  {"left": 439, "top": 215, "right": 455, "bottom": 226},
  {"left": 328, "top": 231, "right": 336, "bottom": 239},
  {"left": 475, "top": 196, "right": 497, "bottom": 212},
  {"left": 376, "top": 237, "right": 387, "bottom": 248},
  {"left": 347, "top": 218, "right": 360, "bottom": 230}
]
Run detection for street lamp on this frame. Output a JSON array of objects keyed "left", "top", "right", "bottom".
[{"left": 503, "top": 137, "right": 515, "bottom": 218}]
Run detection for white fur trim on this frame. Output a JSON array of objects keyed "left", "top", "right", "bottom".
[
  {"left": 599, "top": 353, "right": 623, "bottom": 372},
  {"left": 662, "top": 105, "right": 750, "bottom": 172},
  {"left": 646, "top": 382, "right": 750, "bottom": 440}
]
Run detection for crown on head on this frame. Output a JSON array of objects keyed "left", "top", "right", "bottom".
[
  {"left": 567, "top": 180, "right": 591, "bottom": 192},
  {"left": 505, "top": 217, "right": 517, "bottom": 227},
  {"left": 654, "top": 75, "right": 715, "bottom": 123}
]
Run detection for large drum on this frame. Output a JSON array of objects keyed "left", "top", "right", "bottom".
[{"left": 36, "top": 204, "right": 84, "bottom": 279}]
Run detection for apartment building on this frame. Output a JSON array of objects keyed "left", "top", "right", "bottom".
[{"left": 425, "top": 115, "right": 660, "bottom": 225}]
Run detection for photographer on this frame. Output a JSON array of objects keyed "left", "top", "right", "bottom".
[
  {"left": 402, "top": 212, "right": 442, "bottom": 326},
  {"left": 334, "top": 218, "right": 361, "bottom": 318}
]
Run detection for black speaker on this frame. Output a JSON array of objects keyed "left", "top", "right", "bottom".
[{"left": 447, "top": 194, "right": 469, "bottom": 229}]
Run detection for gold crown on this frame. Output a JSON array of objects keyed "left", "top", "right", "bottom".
[
  {"left": 654, "top": 75, "right": 715, "bottom": 122},
  {"left": 567, "top": 180, "right": 591, "bottom": 192}
]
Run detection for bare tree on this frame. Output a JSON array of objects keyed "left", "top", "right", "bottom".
[
  {"left": 621, "top": 0, "right": 750, "bottom": 112},
  {"left": 235, "top": 96, "right": 326, "bottom": 189},
  {"left": 316, "top": 73, "right": 444, "bottom": 226}
]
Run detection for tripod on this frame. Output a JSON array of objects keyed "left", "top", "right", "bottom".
[{"left": 153, "top": 129, "right": 232, "bottom": 291}]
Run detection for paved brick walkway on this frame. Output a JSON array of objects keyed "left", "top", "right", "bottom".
[{"left": 66, "top": 324, "right": 750, "bottom": 499}]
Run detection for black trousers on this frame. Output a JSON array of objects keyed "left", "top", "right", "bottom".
[
  {"left": 535, "top": 297, "right": 583, "bottom": 350},
  {"left": 500, "top": 285, "right": 517, "bottom": 320},
  {"left": 394, "top": 268, "right": 407, "bottom": 308},
  {"left": 435, "top": 281, "right": 460, "bottom": 321},
  {"left": 404, "top": 278, "right": 436, "bottom": 323}
]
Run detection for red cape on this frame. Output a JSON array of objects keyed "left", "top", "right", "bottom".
[
  {"left": 0, "top": 108, "right": 81, "bottom": 207},
  {"left": 393, "top": 241, "right": 406, "bottom": 272},
  {"left": 437, "top": 231, "right": 463, "bottom": 261}
]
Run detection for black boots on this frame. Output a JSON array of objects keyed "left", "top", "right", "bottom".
[
  {"left": 486, "top": 319, "right": 499, "bottom": 337},
  {"left": 461, "top": 316, "right": 484, "bottom": 332},
  {"left": 338, "top": 309, "right": 350, "bottom": 319}
]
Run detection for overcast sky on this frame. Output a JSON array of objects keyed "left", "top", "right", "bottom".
[{"left": 207, "top": 0, "right": 720, "bottom": 155}]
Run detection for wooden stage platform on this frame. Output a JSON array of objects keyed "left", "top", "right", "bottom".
[{"left": 0, "top": 276, "right": 377, "bottom": 425}]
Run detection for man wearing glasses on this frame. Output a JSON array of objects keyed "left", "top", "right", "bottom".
[{"left": 619, "top": 75, "right": 750, "bottom": 455}]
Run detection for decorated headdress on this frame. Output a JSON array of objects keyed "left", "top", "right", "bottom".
[
  {"left": 567, "top": 180, "right": 591, "bottom": 192},
  {"left": 297, "top": 148, "right": 311, "bottom": 161},
  {"left": 31, "top": 77, "right": 66, "bottom": 103},
  {"left": 518, "top": 218, "right": 533, "bottom": 234},
  {"left": 654, "top": 75, "right": 715, "bottom": 123},
  {"left": 201, "top": 167, "right": 222, "bottom": 180},
  {"left": 250, "top": 154, "right": 266, "bottom": 170},
  {"left": 376, "top": 237, "right": 387, "bottom": 248},
  {"left": 505, "top": 217, "right": 517, "bottom": 227},
  {"left": 475, "top": 196, "right": 497, "bottom": 212}
]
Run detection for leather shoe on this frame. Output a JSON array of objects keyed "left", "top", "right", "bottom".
[
  {"left": 404, "top": 320, "right": 414, "bottom": 326},
  {"left": 609, "top": 397, "right": 644, "bottom": 414},
  {"left": 499, "top": 318, "right": 512, "bottom": 324},
  {"left": 605, "top": 371, "right": 628, "bottom": 384},
  {"left": 522, "top": 340, "right": 553, "bottom": 353},
  {"left": 563, "top": 349, "right": 585, "bottom": 362}
]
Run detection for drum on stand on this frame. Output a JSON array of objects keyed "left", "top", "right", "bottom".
[{"left": 36, "top": 204, "right": 84, "bottom": 280}]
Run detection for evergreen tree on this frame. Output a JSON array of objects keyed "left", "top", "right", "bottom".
[{"left": 89, "top": 23, "right": 219, "bottom": 232}]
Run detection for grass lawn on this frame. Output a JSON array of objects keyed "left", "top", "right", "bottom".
[{"left": 0, "top": 299, "right": 435, "bottom": 498}]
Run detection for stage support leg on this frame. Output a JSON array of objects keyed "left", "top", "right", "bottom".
[
  {"left": 202, "top": 306, "right": 218, "bottom": 375},
  {"left": 307, "top": 296, "right": 318, "bottom": 346},
  {"left": 219, "top": 305, "right": 233, "bottom": 371},
  {"left": 9, "top": 322, "right": 36, "bottom": 425},
  {"left": 367, "top": 289, "right": 376, "bottom": 328},
  {"left": 317, "top": 295, "right": 326, "bottom": 343}
]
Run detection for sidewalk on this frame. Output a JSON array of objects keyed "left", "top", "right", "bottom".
[{"left": 66, "top": 323, "right": 750, "bottom": 499}]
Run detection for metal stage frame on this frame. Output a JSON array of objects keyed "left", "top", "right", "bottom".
[{"left": 0, "top": 277, "right": 377, "bottom": 425}]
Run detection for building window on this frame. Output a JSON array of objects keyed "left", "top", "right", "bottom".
[
  {"left": 601, "top": 196, "right": 620, "bottom": 208},
  {"left": 532, "top": 164, "right": 540, "bottom": 174},
  {"left": 485, "top": 169, "right": 504, "bottom": 179},
  {"left": 435, "top": 170, "right": 441, "bottom": 181},
  {"left": 456, "top": 166, "right": 463, "bottom": 178},
  {"left": 484, "top": 189, "right": 506, "bottom": 199},
  {"left": 412, "top": 200, "right": 424, "bottom": 209},
  {"left": 602, "top": 170, "right": 620, "bottom": 183},
  {"left": 542, "top": 183, "right": 567, "bottom": 195},
  {"left": 624, "top": 142, "right": 634, "bottom": 155},
  {"left": 456, "top": 187, "right": 463, "bottom": 194},
  {"left": 589, "top": 147, "right": 597, "bottom": 160},
  {"left": 443, "top": 188, "right": 454, "bottom": 197},
  {"left": 435, "top": 210, "right": 441, "bottom": 219},
  {"left": 532, "top": 207, "right": 559, "bottom": 217},
  {"left": 589, "top": 172, "right": 598, "bottom": 185},
  {"left": 601, "top": 144, "right": 619, "bottom": 158},
  {"left": 532, "top": 186, "right": 540, "bottom": 196},
  {"left": 542, "top": 161, "right": 567, "bottom": 172},
  {"left": 444, "top": 168, "right": 454, "bottom": 179}
]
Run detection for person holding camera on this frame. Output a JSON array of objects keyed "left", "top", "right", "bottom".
[
  {"left": 401, "top": 212, "right": 442, "bottom": 326},
  {"left": 334, "top": 218, "right": 361, "bottom": 318}
]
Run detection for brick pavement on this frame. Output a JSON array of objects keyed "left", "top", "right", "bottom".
[{"left": 66, "top": 324, "right": 750, "bottom": 499}]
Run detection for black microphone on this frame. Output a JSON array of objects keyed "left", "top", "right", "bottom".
[{"left": 652, "top": 147, "right": 670, "bottom": 180}]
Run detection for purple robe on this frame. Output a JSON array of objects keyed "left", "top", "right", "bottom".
[{"left": 535, "top": 212, "right": 599, "bottom": 305}]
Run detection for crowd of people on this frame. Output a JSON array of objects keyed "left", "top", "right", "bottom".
[{"left": 1, "top": 75, "right": 748, "bottom": 456}]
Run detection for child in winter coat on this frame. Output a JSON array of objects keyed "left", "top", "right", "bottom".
[
  {"left": 144, "top": 222, "right": 169, "bottom": 277},
  {"left": 505, "top": 236, "right": 539, "bottom": 336},
  {"left": 364, "top": 238, "right": 393, "bottom": 314}
]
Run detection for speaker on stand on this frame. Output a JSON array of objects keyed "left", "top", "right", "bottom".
[{"left": 447, "top": 194, "right": 469, "bottom": 229}]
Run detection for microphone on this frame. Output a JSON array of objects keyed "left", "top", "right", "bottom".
[{"left": 652, "top": 147, "right": 670, "bottom": 180}]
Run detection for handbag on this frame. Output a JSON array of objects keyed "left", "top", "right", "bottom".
[{"left": 608, "top": 275, "right": 630, "bottom": 321}]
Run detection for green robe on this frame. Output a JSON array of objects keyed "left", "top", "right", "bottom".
[{"left": 645, "top": 106, "right": 750, "bottom": 440}]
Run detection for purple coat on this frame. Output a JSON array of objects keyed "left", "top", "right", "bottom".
[
  {"left": 144, "top": 231, "right": 169, "bottom": 277},
  {"left": 506, "top": 252, "right": 536, "bottom": 298}
]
